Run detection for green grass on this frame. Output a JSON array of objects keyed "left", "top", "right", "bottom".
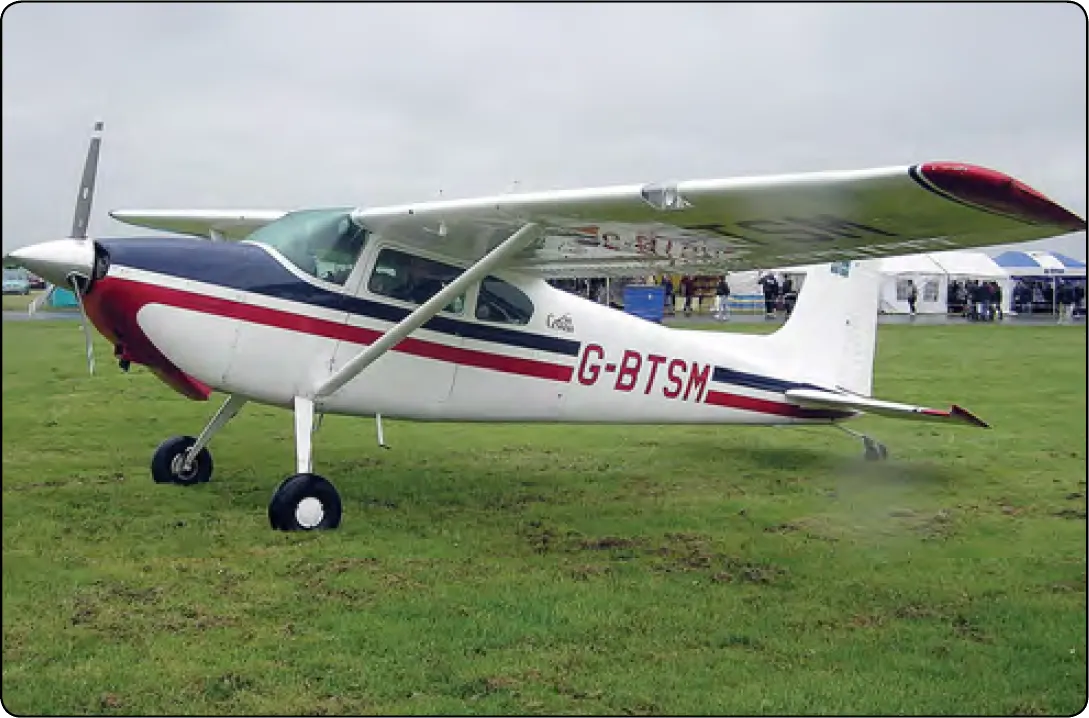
[
  {"left": 2, "top": 320, "right": 1086, "bottom": 716},
  {"left": 1, "top": 292, "right": 36, "bottom": 311},
  {"left": 2, "top": 290, "right": 79, "bottom": 312}
]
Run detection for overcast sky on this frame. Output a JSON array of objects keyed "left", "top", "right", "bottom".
[{"left": 2, "top": 2, "right": 1086, "bottom": 259}]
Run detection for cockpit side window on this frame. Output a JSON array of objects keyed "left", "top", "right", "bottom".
[
  {"left": 475, "top": 276, "right": 534, "bottom": 325},
  {"left": 244, "top": 208, "right": 367, "bottom": 286},
  {"left": 368, "top": 248, "right": 465, "bottom": 314}
]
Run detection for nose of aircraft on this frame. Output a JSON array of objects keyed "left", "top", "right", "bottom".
[{"left": 8, "top": 239, "right": 95, "bottom": 286}]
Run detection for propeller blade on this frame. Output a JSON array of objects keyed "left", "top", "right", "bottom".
[
  {"left": 27, "top": 283, "right": 56, "bottom": 316},
  {"left": 69, "top": 121, "right": 104, "bottom": 240},
  {"left": 68, "top": 275, "right": 95, "bottom": 376}
]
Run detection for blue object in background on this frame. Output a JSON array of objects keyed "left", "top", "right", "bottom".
[
  {"left": 624, "top": 284, "right": 665, "bottom": 323},
  {"left": 50, "top": 287, "right": 79, "bottom": 307}
]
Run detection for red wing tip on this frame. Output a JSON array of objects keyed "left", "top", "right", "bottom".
[
  {"left": 919, "top": 405, "right": 989, "bottom": 428},
  {"left": 917, "top": 162, "right": 1086, "bottom": 232},
  {"left": 951, "top": 404, "right": 990, "bottom": 428}
]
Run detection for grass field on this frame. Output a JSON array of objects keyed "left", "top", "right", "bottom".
[
  {"left": 1, "top": 292, "right": 37, "bottom": 312},
  {"left": 2, "top": 319, "right": 1086, "bottom": 715},
  {"left": 2, "top": 290, "right": 79, "bottom": 313}
]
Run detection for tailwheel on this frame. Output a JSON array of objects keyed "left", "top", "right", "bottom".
[
  {"left": 863, "top": 437, "right": 889, "bottom": 462},
  {"left": 151, "top": 435, "right": 213, "bottom": 485},
  {"left": 268, "top": 473, "right": 342, "bottom": 531}
]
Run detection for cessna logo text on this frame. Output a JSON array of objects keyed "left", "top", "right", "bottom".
[{"left": 547, "top": 313, "right": 575, "bottom": 333}]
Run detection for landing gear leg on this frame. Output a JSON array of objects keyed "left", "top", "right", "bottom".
[
  {"left": 835, "top": 423, "right": 889, "bottom": 462},
  {"left": 268, "top": 397, "right": 342, "bottom": 531},
  {"left": 151, "top": 394, "right": 247, "bottom": 485}
]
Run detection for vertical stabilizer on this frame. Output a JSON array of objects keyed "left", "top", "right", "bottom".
[{"left": 760, "top": 260, "right": 882, "bottom": 396}]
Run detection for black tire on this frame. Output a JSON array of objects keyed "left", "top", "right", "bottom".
[
  {"left": 268, "top": 473, "right": 342, "bottom": 531},
  {"left": 151, "top": 435, "right": 213, "bottom": 486}
]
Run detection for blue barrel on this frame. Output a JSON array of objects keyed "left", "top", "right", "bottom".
[{"left": 623, "top": 284, "right": 665, "bottom": 323}]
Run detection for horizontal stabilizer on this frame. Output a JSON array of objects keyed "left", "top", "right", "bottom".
[{"left": 784, "top": 388, "right": 989, "bottom": 428}]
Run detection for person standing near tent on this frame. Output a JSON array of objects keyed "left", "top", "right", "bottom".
[
  {"left": 782, "top": 275, "right": 798, "bottom": 317},
  {"left": 990, "top": 281, "right": 1004, "bottom": 321},
  {"left": 713, "top": 275, "right": 731, "bottom": 321},
  {"left": 1057, "top": 281, "right": 1075, "bottom": 324},
  {"left": 758, "top": 273, "right": 779, "bottom": 318},
  {"left": 680, "top": 275, "right": 695, "bottom": 317},
  {"left": 971, "top": 280, "right": 989, "bottom": 321},
  {"left": 906, "top": 279, "right": 918, "bottom": 317},
  {"left": 660, "top": 275, "right": 674, "bottom": 315}
]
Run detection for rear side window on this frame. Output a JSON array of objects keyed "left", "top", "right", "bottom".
[
  {"left": 368, "top": 248, "right": 465, "bottom": 314},
  {"left": 475, "top": 277, "right": 534, "bottom": 325}
]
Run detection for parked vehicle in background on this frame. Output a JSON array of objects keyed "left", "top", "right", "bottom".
[
  {"left": 27, "top": 272, "right": 46, "bottom": 290},
  {"left": 3, "top": 267, "right": 31, "bottom": 295}
]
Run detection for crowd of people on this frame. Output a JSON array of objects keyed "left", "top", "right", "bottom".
[
  {"left": 757, "top": 273, "right": 798, "bottom": 318},
  {"left": 1008, "top": 278, "right": 1086, "bottom": 323},
  {"left": 946, "top": 279, "right": 1005, "bottom": 321},
  {"left": 550, "top": 273, "right": 1085, "bottom": 325},
  {"left": 942, "top": 278, "right": 1087, "bottom": 323}
]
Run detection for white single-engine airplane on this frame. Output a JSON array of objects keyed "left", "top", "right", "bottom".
[{"left": 7, "top": 123, "right": 1086, "bottom": 531}]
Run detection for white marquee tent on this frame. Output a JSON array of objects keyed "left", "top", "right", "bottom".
[
  {"left": 930, "top": 250, "right": 1009, "bottom": 280},
  {"left": 877, "top": 254, "right": 947, "bottom": 314},
  {"left": 876, "top": 250, "right": 1011, "bottom": 315},
  {"left": 660, "top": 250, "right": 1080, "bottom": 316}
]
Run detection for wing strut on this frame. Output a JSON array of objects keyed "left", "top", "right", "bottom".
[{"left": 312, "top": 222, "right": 542, "bottom": 401}]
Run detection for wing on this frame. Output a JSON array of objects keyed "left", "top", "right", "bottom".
[
  {"left": 108, "top": 209, "right": 287, "bottom": 240},
  {"left": 352, "top": 162, "right": 1085, "bottom": 277}
]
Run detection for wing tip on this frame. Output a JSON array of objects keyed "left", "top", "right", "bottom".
[
  {"left": 912, "top": 162, "right": 1086, "bottom": 232},
  {"left": 919, "top": 404, "right": 990, "bottom": 428},
  {"left": 950, "top": 404, "right": 990, "bottom": 429}
]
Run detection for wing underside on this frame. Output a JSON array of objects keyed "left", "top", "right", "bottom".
[
  {"left": 109, "top": 161, "right": 1084, "bottom": 275},
  {"left": 109, "top": 209, "right": 287, "bottom": 241}
]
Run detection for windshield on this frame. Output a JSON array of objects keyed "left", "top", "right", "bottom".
[
  {"left": 244, "top": 208, "right": 367, "bottom": 285},
  {"left": 4, "top": 268, "right": 27, "bottom": 281}
]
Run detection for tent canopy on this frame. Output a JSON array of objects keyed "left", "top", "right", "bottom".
[
  {"left": 879, "top": 254, "right": 945, "bottom": 275},
  {"left": 1050, "top": 252, "right": 1087, "bottom": 269},
  {"left": 993, "top": 250, "right": 1086, "bottom": 276},
  {"left": 929, "top": 250, "right": 1008, "bottom": 279}
]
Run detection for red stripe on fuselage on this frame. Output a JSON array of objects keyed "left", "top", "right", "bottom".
[
  {"left": 704, "top": 389, "right": 852, "bottom": 420},
  {"left": 110, "top": 276, "right": 575, "bottom": 383}
]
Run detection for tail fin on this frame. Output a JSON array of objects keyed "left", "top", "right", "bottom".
[{"left": 761, "top": 260, "right": 882, "bottom": 396}]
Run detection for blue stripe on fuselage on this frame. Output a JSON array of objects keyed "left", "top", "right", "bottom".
[
  {"left": 97, "top": 237, "right": 582, "bottom": 357},
  {"left": 712, "top": 366, "right": 829, "bottom": 395}
]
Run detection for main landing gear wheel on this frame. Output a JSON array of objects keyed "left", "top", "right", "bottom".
[
  {"left": 268, "top": 473, "right": 343, "bottom": 531},
  {"left": 151, "top": 435, "right": 214, "bottom": 485},
  {"left": 863, "top": 437, "right": 889, "bottom": 462}
]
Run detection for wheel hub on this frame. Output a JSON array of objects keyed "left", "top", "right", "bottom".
[
  {"left": 295, "top": 497, "right": 325, "bottom": 528},
  {"left": 170, "top": 454, "right": 198, "bottom": 480}
]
